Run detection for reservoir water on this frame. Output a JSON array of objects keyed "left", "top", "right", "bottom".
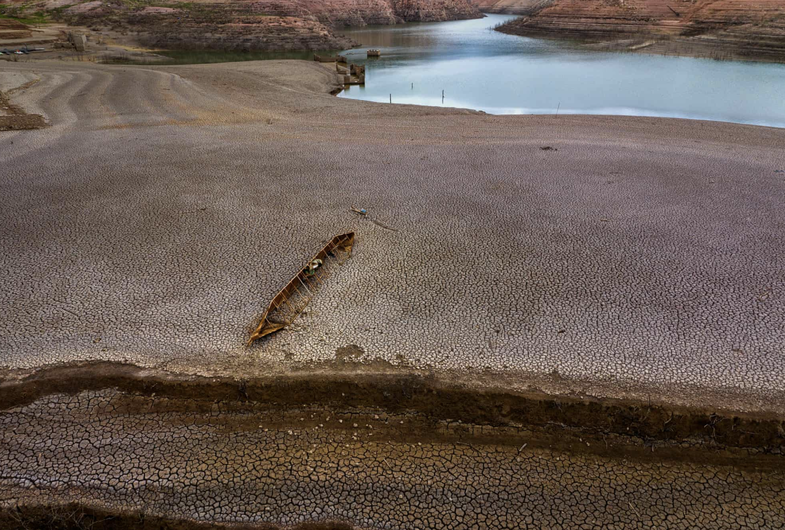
[{"left": 338, "top": 14, "right": 785, "bottom": 128}]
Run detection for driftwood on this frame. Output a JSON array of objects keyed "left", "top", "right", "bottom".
[
  {"left": 248, "top": 233, "right": 355, "bottom": 344},
  {"left": 350, "top": 207, "right": 398, "bottom": 232}
]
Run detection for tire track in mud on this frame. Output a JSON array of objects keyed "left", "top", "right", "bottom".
[
  {"left": 66, "top": 68, "right": 117, "bottom": 127},
  {"left": 38, "top": 70, "right": 95, "bottom": 128}
]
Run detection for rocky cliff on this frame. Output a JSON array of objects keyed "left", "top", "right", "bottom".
[
  {"left": 488, "top": 0, "right": 785, "bottom": 61},
  {"left": 3, "top": 0, "right": 482, "bottom": 52},
  {"left": 472, "top": 0, "right": 552, "bottom": 15}
]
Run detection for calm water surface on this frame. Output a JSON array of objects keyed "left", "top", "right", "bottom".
[{"left": 338, "top": 15, "right": 785, "bottom": 127}]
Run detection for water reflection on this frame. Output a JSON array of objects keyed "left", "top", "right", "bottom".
[{"left": 338, "top": 15, "right": 785, "bottom": 127}]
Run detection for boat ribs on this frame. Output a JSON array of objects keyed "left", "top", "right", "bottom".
[{"left": 248, "top": 233, "right": 355, "bottom": 344}]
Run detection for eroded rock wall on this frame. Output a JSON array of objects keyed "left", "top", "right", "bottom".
[
  {"left": 472, "top": 0, "right": 554, "bottom": 15},
  {"left": 490, "top": 0, "right": 785, "bottom": 60},
  {"left": 51, "top": 0, "right": 482, "bottom": 51},
  {"left": 0, "top": 19, "right": 33, "bottom": 40}
]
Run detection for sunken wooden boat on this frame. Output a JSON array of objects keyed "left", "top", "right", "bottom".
[{"left": 248, "top": 233, "right": 355, "bottom": 344}]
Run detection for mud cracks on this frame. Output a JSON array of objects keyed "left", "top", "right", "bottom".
[
  {"left": 2, "top": 362, "right": 784, "bottom": 453},
  {"left": 1, "top": 363, "right": 785, "bottom": 529}
]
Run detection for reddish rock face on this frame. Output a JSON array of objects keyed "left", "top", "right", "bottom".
[
  {"left": 55, "top": 0, "right": 482, "bottom": 51},
  {"left": 489, "top": 0, "right": 785, "bottom": 61},
  {"left": 472, "top": 0, "right": 548, "bottom": 15}
]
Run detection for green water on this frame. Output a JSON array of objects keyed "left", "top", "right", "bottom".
[{"left": 338, "top": 15, "right": 785, "bottom": 128}]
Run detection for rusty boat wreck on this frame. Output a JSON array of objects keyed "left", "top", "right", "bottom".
[{"left": 248, "top": 232, "right": 355, "bottom": 344}]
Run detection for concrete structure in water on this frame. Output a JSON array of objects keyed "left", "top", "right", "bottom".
[{"left": 337, "top": 61, "right": 365, "bottom": 85}]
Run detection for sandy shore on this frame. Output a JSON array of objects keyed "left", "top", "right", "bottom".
[
  {"left": 1, "top": 59, "right": 785, "bottom": 413},
  {"left": 1, "top": 58, "right": 784, "bottom": 529}
]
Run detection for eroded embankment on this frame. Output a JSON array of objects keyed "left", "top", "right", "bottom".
[
  {"left": 2, "top": 361, "right": 784, "bottom": 457},
  {"left": 493, "top": 0, "right": 785, "bottom": 63},
  {"left": 1, "top": 362, "right": 785, "bottom": 529}
]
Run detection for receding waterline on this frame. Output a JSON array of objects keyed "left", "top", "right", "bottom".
[{"left": 338, "top": 15, "right": 785, "bottom": 128}]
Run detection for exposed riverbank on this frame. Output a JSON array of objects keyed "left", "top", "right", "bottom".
[
  {"left": 2, "top": 57, "right": 785, "bottom": 411},
  {"left": 492, "top": 0, "right": 785, "bottom": 64},
  {"left": 1, "top": 58, "right": 784, "bottom": 528},
  {"left": 0, "top": 0, "right": 482, "bottom": 55}
]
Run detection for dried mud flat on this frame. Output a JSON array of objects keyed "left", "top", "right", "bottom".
[{"left": 1, "top": 59, "right": 785, "bottom": 528}]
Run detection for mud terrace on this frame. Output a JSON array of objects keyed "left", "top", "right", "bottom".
[{"left": 1, "top": 59, "right": 784, "bottom": 528}]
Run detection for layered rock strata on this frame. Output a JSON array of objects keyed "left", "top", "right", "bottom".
[
  {"left": 473, "top": 0, "right": 552, "bottom": 15},
  {"left": 0, "top": 19, "right": 32, "bottom": 41},
  {"left": 493, "top": 0, "right": 785, "bottom": 62},
  {"left": 10, "top": 0, "right": 482, "bottom": 51}
]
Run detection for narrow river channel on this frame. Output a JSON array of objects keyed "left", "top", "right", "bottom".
[{"left": 338, "top": 14, "right": 785, "bottom": 128}]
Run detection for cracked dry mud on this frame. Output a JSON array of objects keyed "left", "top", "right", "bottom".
[
  {"left": 2, "top": 387, "right": 785, "bottom": 530},
  {"left": 1, "top": 59, "right": 785, "bottom": 528}
]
